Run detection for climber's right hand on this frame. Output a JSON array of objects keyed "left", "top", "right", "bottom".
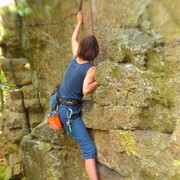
[{"left": 77, "top": 11, "right": 83, "bottom": 24}]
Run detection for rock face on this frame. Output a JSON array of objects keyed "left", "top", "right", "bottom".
[{"left": 0, "top": 0, "right": 180, "bottom": 179}]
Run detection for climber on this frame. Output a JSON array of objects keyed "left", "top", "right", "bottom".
[{"left": 50, "top": 11, "right": 99, "bottom": 180}]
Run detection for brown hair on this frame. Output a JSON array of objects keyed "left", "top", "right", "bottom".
[{"left": 77, "top": 35, "right": 99, "bottom": 61}]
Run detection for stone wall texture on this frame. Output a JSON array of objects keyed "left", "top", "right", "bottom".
[{"left": 0, "top": 0, "right": 180, "bottom": 179}]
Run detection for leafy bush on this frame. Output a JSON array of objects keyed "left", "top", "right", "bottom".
[{"left": 0, "top": 165, "right": 6, "bottom": 179}]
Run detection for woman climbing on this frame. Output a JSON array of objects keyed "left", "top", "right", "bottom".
[{"left": 50, "top": 11, "right": 99, "bottom": 180}]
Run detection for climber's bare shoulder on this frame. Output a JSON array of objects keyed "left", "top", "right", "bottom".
[{"left": 83, "top": 66, "right": 98, "bottom": 96}]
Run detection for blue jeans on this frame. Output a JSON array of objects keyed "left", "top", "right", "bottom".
[{"left": 50, "top": 93, "right": 97, "bottom": 159}]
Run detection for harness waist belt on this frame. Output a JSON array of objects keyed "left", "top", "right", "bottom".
[{"left": 58, "top": 96, "right": 81, "bottom": 106}]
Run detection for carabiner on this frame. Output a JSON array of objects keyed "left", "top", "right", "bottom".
[
  {"left": 67, "top": 108, "right": 73, "bottom": 119},
  {"left": 66, "top": 126, "right": 71, "bottom": 135},
  {"left": 66, "top": 119, "right": 72, "bottom": 135},
  {"left": 66, "top": 108, "right": 73, "bottom": 135}
]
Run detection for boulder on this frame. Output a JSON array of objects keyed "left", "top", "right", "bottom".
[
  {"left": 28, "top": 113, "right": 45, "bottom": 129},
  {"left": 12, "top": 58, "right": 33, "bottom": 86},
  {"left": 97, "top": 162, "right": 127, "bottom": 180},
  {"left": 93, "top": 130, "right": 178, "bottom": 180},
  {"left": 5, "top": 95, "right": 25, "bottom": 113},
  {"left": 21, "top": 122, "right": 88, "bottom": 180},
  {"left": 107, "top": 28, "right": 157, "bottom": 69},
  {"left": 148, "top": 0, "right": 180, "bottom": 43},
  {"left": 2, "top": 109, "right": 28, "bottom": 130},
  {"left": 23, "top": 84, "right": 45, "bottom": 128}
]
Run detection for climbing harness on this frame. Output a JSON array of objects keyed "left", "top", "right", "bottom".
[
  {"left": 48, "top": 91, "right": 80, "bottom": 133},
  {"left": 89, "top": 0, "right": 95, "bottom": 35},
  {"left": 58, "top": 96, "right": 81, "bottom": 106}
]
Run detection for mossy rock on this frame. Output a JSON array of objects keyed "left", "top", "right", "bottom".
[{"left": 107, "top": 28, "right": 157, "bottom": 70}]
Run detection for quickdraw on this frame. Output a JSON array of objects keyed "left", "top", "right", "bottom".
[{"left": 65, "top": 108, "right": 73, "bottom": 134}]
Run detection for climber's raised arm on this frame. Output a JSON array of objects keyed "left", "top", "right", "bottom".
[{"left": 71, "top": 11, "right": 83, "bottom": 56}]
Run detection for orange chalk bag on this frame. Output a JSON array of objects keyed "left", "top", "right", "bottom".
[
  {"left": 48, "top": 110, "right": 62, "bottom": 130},
  {"left": 48, "top": 92, "right": 62, "bottom": 130}
]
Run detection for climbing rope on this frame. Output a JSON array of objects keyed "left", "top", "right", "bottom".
[{"left": 89, "top": 0, "right": 95, "bottom": 35}]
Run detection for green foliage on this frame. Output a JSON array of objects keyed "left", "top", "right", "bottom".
[
  {"left": 0, "top": 21, "right": 5, "bottom": 43},
  {"left": 0, "top": 1, "right": 32, "bottom": 18},
  {"left": 44, "top": 5, "right": 51, "bottom": 11},
  {"left": 0, "top": 83, "right": 16, "bottom": 90},
  {"left": 0, "top": 72, "right": 20, "bottom": 91},
  {"left": 2, "top": 165, "right": 12, "bottom": 180},
  {"left": 36, "top": 11, "right": 43, "bottom": 17},
  {"left": 3, "top": 150, "right": 9, "bottom": 159},
  {"left": 16, "top": 2, "right": 32, "bottom": 17},
  {"left": 0, "top": 74, "right": 6, "bottom": 84},
  {"left": 0, "top": 74, "right": 16, "bottom": 90},
  {"left": 3, "top": 29, "right": 13, "bottom": 39},
  {"left": 0, "top": 165, "right": 6, "bottom": 179},
  {"left": 0, "top": 74, "right": 14, "bottom": 90}
]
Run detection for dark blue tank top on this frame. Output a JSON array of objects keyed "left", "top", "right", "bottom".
[{"left": 59, "top": 55, "right": 94, "bottom": 100}]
